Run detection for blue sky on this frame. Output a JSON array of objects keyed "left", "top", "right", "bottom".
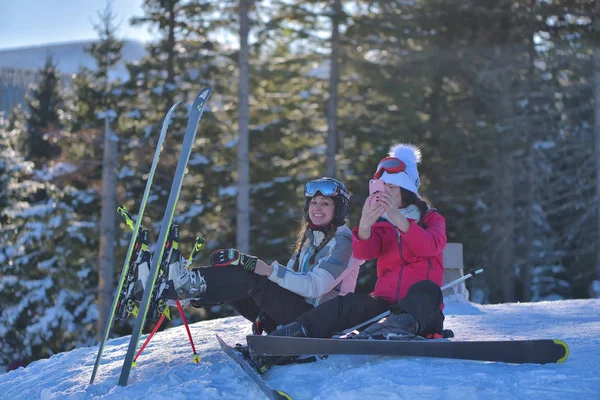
[{"left": 0, "top": 0, "right": 153, "bottom": 49}]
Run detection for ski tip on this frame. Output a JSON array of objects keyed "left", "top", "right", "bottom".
[
  {"left": 166, "top": 100, "right": 181, "bottom": 114},
  {"left": 276, "top": 390, "right": 292, "bottom": 399},
  {"left": 215, "top": 334, "right": 227, "bottom": 348},
  {"left": 197, "top": 87, "right": 213, "bottom": 100},
  {"left": 553, "top": 339, "right": 569, "bottom": 363},
  {"left": 191, "top": 87, "right": 213, "bottom": 114}
]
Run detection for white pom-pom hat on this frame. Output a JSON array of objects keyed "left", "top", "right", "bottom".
[{"left": 375, "top": 143, "right": 421, "bottom": 196}]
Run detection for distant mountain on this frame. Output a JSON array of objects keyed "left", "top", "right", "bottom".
[
  {"left": 0, "top": 40, "right": 146, "bottom": 116},
  {"left": 0, "top": 39, "right": 146, "bottom": 79}
]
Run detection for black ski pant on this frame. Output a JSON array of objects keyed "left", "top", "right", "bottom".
[
  {"left": 188, "top": 267, "right": 313, "bottom": 331},
  {"left": 295, "top": 280, "right": 444, "bottom": 338}
]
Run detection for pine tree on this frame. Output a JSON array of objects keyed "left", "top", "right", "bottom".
[
  {"left": 114, "top": 0, "right": 238, "bottom": 324},
  {"left": 0, "top": 115, "right": 16, "bottom": 221},
  {"left": 121, "top": 0, "right": 231, "bottom": 232},
  {"left": 24, "top": 56, "right": 64, "bottom": 164},
  {"left": 0, "top": 115, "right": 97, "bottom": 366}
]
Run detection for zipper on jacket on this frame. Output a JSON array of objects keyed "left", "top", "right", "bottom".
[
  {"left": 394, "top": 265, "right": 405, "bottom": 303},
  {"left": 427, "top": 259, "right": 433, "bottom": 280},
  {"left": 395, "top": 233, "right": 408, "bottom": 303},
  {"left": 397, "top": 233, "right": 408, "bottom": 265}
]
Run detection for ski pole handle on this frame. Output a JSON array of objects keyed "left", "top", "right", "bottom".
[
  {"left": 338, "top": 269, "right": 485, "bottom": 336},
  {"left": 189, "top": 236, "right": 206, "bottom": 262},
  {"left": 117, "top": 206, "right": 135, "bottom": 231},
  {"left": 440, "top": 268, "right": 483, "bottom": 291}
]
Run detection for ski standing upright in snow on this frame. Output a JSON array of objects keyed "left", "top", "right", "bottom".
[
  {"left": 90, "top": 101, "right": 180, "bottom": 385},
  {"left": 118, "top": 87, "right": 212, "bottom": 387}
]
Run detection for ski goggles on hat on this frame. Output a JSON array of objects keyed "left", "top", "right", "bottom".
[
  {"left": 373, "top": 157, "right": 407, "bottom": 179},
  {"left": 305, "top": 179, "right": 347, "bottom": 200}
]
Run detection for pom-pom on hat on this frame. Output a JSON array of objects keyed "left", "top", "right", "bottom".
[{"left": 377, "top": 143, "right": 421, "bottom": 195}]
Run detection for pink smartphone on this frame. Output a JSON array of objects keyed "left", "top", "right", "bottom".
[{"left": 369, "top": 179, "right": 385, "bottom": 205}]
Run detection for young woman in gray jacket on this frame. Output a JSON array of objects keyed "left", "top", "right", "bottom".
[{"left": 163, "top": 177, "right": 360, "bottom": 334}]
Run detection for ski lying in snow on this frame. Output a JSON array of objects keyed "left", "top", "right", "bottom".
[
  {"left": 216, "top": 335, "right": 291, "bottom": 400},
  {"left": 246, "top": 336, "right": 569, "bottom": 365}
]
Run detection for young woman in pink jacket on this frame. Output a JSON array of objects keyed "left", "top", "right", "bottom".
[{"left": 271, "top": 144, "right": 447, "bottom": 339}]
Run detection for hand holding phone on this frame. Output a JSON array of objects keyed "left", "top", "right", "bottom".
[{"left": 369, "top": 179, "right": 385, "bottom": 206}]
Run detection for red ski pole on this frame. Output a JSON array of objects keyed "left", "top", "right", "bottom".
[
  {"left": 176, "top": 300, "right": 200, "bottom": 363},
  {"left": 132, "top": 313, "right": 166, "bottom": 366}
]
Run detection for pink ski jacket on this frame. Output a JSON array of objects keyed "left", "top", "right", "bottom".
[{"left": 352, "top": 210, "right": 446, "bottom": 304}]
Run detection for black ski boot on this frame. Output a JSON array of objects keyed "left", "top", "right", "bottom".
[
  {"left": 148, "top": 225, "right": 207, "bottom": 321},
  {"left": 270, "top": 321, "right": 311, "bottom": 338},
  {"left": 357, "top": 313, "right": 420, "bottom": 340}
]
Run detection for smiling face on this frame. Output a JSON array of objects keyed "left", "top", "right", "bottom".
[{"left": 308, "top": 195, "right": 335, "bottom": 226}]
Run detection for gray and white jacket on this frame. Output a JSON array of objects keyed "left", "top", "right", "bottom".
[{"left": 268, "top": 224, "right": 361, "bottom": 306}]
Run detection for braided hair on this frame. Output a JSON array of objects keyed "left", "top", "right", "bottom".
[{"left": 291, "top": 217, "right": 338, "bottom": 272}]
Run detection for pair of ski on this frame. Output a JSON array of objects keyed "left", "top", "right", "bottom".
[
  {"left": 90, "top": 87, "right": 213, "bottom": 386},
  {"left": 217, "top": 332, "right": 569, "bottom": 400}
]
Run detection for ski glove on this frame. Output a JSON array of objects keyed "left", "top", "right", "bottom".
[{"left": 209, "top": 248, "right": 257, "bottom": 272}]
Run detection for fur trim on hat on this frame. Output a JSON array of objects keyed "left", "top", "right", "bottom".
[{"left": 389, "top": 143, "right": 421, "bottom": 165}]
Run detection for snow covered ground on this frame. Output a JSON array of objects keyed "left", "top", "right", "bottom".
[{"left": 1, "top": 299, "right": 599, "bottom": 400}]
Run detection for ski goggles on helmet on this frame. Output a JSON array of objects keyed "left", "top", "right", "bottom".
[
  {"left": 304, "top": 179, "right": 349, "bottom": 201},
  {"left": 373, "top": 157, "right": 407, "bottom": 179}
]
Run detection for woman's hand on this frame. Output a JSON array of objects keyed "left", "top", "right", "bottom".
[
  {"left": 377, "top": 190, "right": 410, "bottom": 233},
  {"left": 253, "top": 260, "right": 273, "bottom": 277},
  {"left": 358, "top": 194, "right": 385, "bottom": 240}
]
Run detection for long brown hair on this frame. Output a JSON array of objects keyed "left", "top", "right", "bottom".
[{"left": 291, "top": 217, "right": 337, "bottom": 272}]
